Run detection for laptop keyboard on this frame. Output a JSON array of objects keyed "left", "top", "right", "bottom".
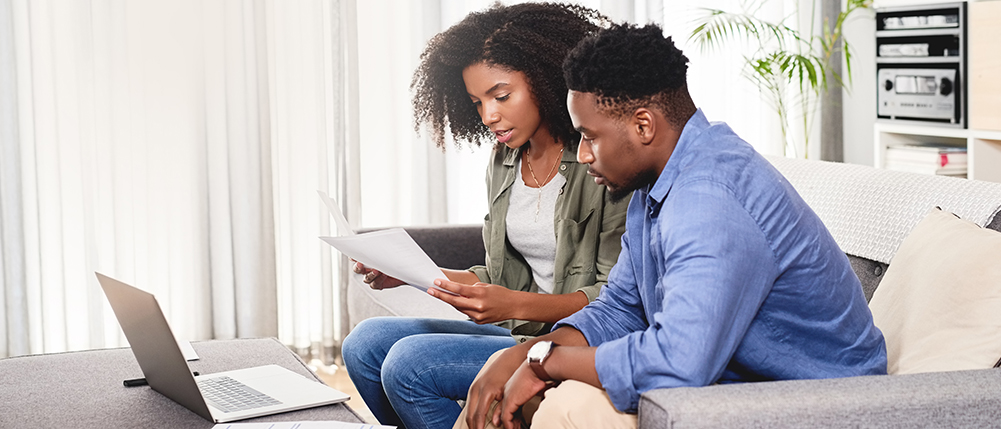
[{"left": 197, "top": 376, "right": 282, "bottom": 413}]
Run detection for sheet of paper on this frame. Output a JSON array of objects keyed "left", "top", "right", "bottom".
[
  {"left": 317, "top": 190, "right": 356, "bottom": 237},
  {"left": 212, "top": 421, "right": 395, "bottom": 429},
  {"left": 320, "top": 229, "right": 452, "bottom": 294},
  {"left": 178, "top": 339, "right": 199, "bottom": 361}
]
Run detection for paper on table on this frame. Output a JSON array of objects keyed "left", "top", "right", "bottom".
[
  {"left": 320, "top": 229, "right": 452, "bottom": 294},
  {"left": 212, "top": 421, "right": 395, "bottom": 429},
  {"left": 317, "top": 190, "right": 356, "bottom": 237},
  {"left": 178, "top": 339, "right": 199, "bottom": 361}
]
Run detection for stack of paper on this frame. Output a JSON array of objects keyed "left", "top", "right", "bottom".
[
  {"left": 883, "top": 14, "right": 958, "bottom": 30},
  {"left": 885, "top": 144, "right": 967, "bottom": 178},
  {"left": 878, "top": 43, "right": 929, "bottom": 57}
]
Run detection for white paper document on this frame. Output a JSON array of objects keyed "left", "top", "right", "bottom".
[
  {"left": 320, "top": 229, "right": 447, "bottom": 293},
  {"left": 317, "top": 190, "right": 357, "bottom": 237},
  {"left": 212, "top": 421, "right": 394, "bottom": 429},
  {"left": 317, "top": 191, "right": 453, "bottom": 294}
]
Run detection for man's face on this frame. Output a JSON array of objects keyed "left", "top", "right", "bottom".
[{"left": 567, "top": 90, "right": 654, "bottom": 202}]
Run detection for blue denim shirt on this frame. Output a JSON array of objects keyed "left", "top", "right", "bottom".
[{"left": 555, "top": 109, "right": 887, "bottom": 413}]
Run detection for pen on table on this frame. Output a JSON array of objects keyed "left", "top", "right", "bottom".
[{"left": 124, "top": 371, "right": 199, "bottom": 387}]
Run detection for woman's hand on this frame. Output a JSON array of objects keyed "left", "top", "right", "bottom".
[
  {"left": 352, "top": 261, "right": 406, "bottom": 290},
  {"left": 429, "top": 279, "right": 520, "bottom": 324}
]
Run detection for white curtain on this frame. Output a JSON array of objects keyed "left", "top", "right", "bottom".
[
  {"left": 1, "top": 0, "right": 813, "bottom": 360},
  {"left": 355, "top": 0, "right": 495, "bottom": 228},
  {"left": 0, "top": 0, "right": 358, "bottom": 361}
]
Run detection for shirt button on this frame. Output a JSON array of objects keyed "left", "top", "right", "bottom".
[
  {"left": 559, "top": 164, "right": 567, "bottom": 171},
  {"left": 559, "top": 188, "right": 564, "bottom": 195}
]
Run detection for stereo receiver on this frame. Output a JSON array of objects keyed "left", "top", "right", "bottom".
[{"left": 877, "top": 68, "right": 958, "bottom": 122}]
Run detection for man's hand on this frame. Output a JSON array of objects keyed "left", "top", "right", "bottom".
[
  {"left": 429, "top": 278, "right": 519, "bottom": 324},
  {"left": 466, "top": 348, "right": 528, "bottom": 429},
  {"left": 498, "top": 362, "right": 550, "bottom": 429},
  {"left": 352, "top": 261, "right": 405, "bottom": 290},
  {"left": 465, "top": 329, "right": 593, "bottom": 429}
]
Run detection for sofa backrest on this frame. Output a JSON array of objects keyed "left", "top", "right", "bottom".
[
  {"left": 766, "top": 156, "right": 1001, "bottom": 300},
  {"left": 356, "top": 224, "right": 486, "bottom": 271},
  {"left": 403, "top": 224, "right": 486, "bottom": 269}
]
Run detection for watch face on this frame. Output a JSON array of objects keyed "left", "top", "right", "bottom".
[{"left": 528, "top": 341, "right": 552, "bottom": 361}]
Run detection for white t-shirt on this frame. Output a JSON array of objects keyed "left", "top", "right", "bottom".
[{"left": 505, "top": 158, "right": 566, "bottom": 294}]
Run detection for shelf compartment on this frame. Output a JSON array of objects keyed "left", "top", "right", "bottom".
[
  {"left": 970, "top": 138, "right": 1001, "bottom": 183},
  {"left": 877, "top": 57, "right": 961, "bottom": 65},
  {"left": 875, "top": 28, "right": 960, "bottom": 38}
]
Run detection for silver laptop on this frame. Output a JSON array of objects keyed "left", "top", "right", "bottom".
[{"left": 96, "top": 272, "right": 350, "bottom": 423}]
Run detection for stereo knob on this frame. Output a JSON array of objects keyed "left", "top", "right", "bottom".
[
  {"left": 940, "top": 78, "right": 953, "bottom": 96},
  {"left": 884, "top": 80, "right": 893, "bottom": 91}
]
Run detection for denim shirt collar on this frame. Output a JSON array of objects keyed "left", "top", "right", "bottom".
[{"left": 644, "top": 108, "right": 710, "bottom": 213}]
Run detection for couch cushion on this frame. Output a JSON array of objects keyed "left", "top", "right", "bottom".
[
  {"left": 846, "top": 207, "right": 1001, "bottom": 303},
  {"left": 846, "top": 255, "right": 887, "bottom": 302},
  {"left": 989, "top": 210, "right": 1001, "bottom": 232},
  {"left": 868, "top": 207, "right": 1001, "bottom": 374}
]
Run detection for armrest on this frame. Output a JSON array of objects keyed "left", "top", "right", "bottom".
[
  {"left": 358, "top": 224, "right": 484, "bottom": 270},
  {"left": 639, "top": 368, "right": 1001, "bottom": 428}
]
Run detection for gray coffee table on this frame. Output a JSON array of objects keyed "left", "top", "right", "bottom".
[{"left": 0, "top": 338, "right": 364, "bottom": 428}]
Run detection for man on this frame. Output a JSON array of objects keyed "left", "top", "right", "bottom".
[{"left": 455, "top": 23, "right": 887, "bottom": 429}]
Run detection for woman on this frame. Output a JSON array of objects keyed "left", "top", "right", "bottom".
[{"left": 341, "top": 4, "right": 626, "bottom": 428}]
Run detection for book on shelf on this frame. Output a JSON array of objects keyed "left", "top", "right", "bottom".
[
  {"left": 885, "top": 144, "right": 967, "bottom": 168},
  {"left": 885, "top": 160, "right": 967, "bottom": 177}
]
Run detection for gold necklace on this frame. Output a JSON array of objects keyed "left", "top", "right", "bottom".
[{"left": 525, "top": 146, "right": 564, "bottom": 221}]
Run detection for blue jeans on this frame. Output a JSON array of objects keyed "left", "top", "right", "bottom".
[{"left": 341, "top": 317, "right": 516, "bottom": 429}]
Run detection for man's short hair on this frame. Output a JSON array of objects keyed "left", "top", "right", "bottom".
[{"left": 563, "top": 23, "right": 694, "bottom": 129}]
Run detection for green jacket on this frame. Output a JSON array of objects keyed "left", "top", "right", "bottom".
[{"left": 468, "top": 145, "right": 629, "bottom": 340}]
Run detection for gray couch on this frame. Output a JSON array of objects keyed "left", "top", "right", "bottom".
[{"left": 344, "top": 156, "right": 1001, "bottom": 427}]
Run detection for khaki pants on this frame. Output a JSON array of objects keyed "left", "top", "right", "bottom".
[{"left": 453, "top": 350, "right": 637, "bottom": 429}]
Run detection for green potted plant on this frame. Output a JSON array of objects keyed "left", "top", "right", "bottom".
[{"left": 689, "top": 0, "right": 871, "bottom": 158}]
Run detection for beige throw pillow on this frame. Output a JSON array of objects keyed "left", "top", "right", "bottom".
[{"left": 869, "top": 207, "right": 1001, "bottom": 375}]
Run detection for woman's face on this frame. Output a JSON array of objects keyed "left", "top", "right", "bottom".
[{"left": 462, "top": 62, "right": 549, "bottom": 149}]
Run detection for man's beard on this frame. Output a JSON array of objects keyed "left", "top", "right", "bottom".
[{"left": 604, "top": 168, "right": 657, "bottom": 203}]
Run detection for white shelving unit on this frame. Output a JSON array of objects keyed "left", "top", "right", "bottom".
[
  {"left": 872, "top": 2, "right": 1001, "bottom": 184},
  {"left": 874, "top": 122, "right": 1001, "bottom": 182}
]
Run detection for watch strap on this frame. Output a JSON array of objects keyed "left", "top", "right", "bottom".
[{"left": 528, "top": 342, "right": 556, "bottom": 380}]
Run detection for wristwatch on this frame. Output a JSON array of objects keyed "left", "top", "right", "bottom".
[{"left": 527, "top": 340, "right": 557, "bottom": 380}]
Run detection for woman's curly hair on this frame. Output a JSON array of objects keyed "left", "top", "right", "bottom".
[{"left": 412, "top": 2, "right": 608, "bottom": 150}]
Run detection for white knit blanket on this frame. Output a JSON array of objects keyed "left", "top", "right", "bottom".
[{"left": 766, "top": 155, "right": 1001, "bottom": 264}]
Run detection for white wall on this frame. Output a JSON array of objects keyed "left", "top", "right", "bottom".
[{"left": 841, "top": 2, "right": 877, "bottom": 167}]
